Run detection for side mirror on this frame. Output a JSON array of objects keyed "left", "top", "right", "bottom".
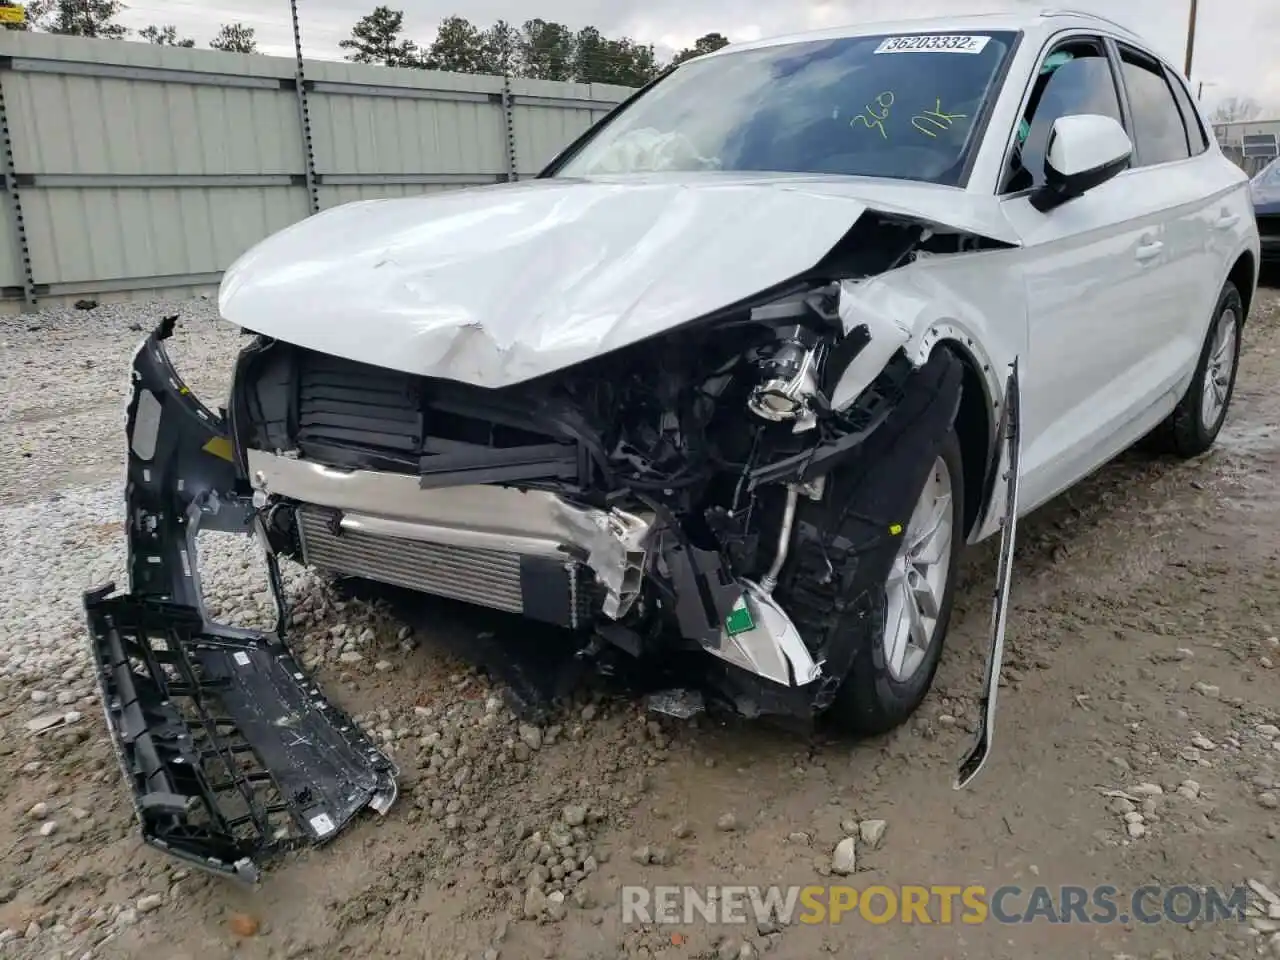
[{"left": 1030, "top": 114, "right": 1133, "bottom": 212}]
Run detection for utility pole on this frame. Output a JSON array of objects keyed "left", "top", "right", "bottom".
[{"left": 1183, "top": 0, "right": 1198, "bottom": 77}]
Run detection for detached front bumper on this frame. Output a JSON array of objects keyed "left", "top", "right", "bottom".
[{"left": 85, "top": 320, "right": 396, "bottom": 883}]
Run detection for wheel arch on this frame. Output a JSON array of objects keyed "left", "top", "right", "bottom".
[
  {"left": 1227, "top": 250, "right": 1256, "bottom": 325},
  {"left": 916, "top": 330, "right": 1004, "bottom": 540}
]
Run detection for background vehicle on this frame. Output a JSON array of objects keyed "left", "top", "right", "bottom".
[{"left": 1251, "top": 157, "right": 1280, "bottom": 265}]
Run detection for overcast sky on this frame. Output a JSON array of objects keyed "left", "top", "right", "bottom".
[{"left": 118, "top": 0, "right": 1279, "bottom": 112}]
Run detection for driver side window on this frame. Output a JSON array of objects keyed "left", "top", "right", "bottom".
[{"left": 1003, "top": 38, "right": 1125, "bottom": 192}]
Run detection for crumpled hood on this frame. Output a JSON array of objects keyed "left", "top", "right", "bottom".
[{"left": 218, "top": 174, "right": 1016, "bottom": 388}]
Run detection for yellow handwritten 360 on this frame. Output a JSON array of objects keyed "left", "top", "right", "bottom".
[{"left": 851, "top": 92, "right": 895, "bottom": 139}]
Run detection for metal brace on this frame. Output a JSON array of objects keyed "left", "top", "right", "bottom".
[
  {"left": 289, "top": 0, "right": 320, "bottom": 215},
  {"left": 501, "top": 72, "right": 518, "bottom": 183},
  {"left": 0, "top": 67, "right": 36, "bottom": 310}
]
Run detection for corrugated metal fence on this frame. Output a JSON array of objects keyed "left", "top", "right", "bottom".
[{"left": 0, "top": 32, "right": 633, "bottom": 312}]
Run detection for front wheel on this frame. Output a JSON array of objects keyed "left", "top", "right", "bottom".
[
  {"left": 823, "top": 429, "right": 966, "bottom": 735},
  {"left": 1150, "top": 281, "right": 1243, "bottom": 458}
]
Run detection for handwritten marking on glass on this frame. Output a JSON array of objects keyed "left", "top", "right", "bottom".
[
  {"left": 912, "top": 99, "right": 968, "bottom": 138},
  {"left": 851, "top": 92, "right": 895, "bottom": 139}
]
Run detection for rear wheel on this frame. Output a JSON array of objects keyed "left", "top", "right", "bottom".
[
  {"left": 1149, "top": 281, "right": 1243, "bottom": 458},
  {"left": 824, "top": 430, "right": 966, "bottom": 735}
]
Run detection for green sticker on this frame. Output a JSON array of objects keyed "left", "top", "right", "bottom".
[{"left": 725, "top": 598, "right": 755, "bottom": 636}]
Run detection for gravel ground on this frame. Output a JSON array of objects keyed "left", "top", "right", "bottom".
[{"left": 1, "top": 286, "right": 1278, "bottom": 960}]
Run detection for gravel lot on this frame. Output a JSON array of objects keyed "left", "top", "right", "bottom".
[{"left": 1, "top": 285, "right": 1278, "bottom": 960}]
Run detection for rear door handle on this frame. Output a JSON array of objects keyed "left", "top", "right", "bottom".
[
  {"left": 1135, "top": 240, "right": 1164, "bottom": 262},
  {"left": 1214, "top": 213, "right": 1239, "bottom": 229}
]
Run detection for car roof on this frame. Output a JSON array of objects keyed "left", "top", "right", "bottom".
[{"left": 694, "top": 8, "right": 1146, "bottom": 60}]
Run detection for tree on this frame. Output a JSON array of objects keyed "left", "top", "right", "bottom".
[
  {"left": 209, "top": 22, "right": 257, "bottom": 53},
  {"left": 478, "top": 19, "right": 518, "bottom": 75},
  {"left": 23, "top": 0, "right": 127, "bottom": 37},
  {"left": 1211, "top": 96, "right": 1262, "bottom": 124},
  {"left": 517, "top": 19, "right": 575, "bottom": 81},
  {"left": 423, "top": 15, "right": 486, "bottom": 73},
  {"left": 573, "top": 27, "right": 660, "bottom": 86},
  {"left": 340, "top": 6, "right": 422, "bottom": 68},
  {"left": 672, "top": 32, "right": 729, "bottom": 66},
  {"left": 140, "top": 24, "right": 194, "bottom": 47}
]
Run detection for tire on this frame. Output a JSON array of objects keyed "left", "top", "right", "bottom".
[
  {"left": 822, "top": 429, "right": 965, "bottom": 735},
  {"left": 1149, "top": 281, "right": 1243, "bottom": 458}
]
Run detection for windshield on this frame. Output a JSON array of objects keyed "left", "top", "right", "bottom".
[{"left": 553, "top": 31, "right": 1019, "bottom": 186}]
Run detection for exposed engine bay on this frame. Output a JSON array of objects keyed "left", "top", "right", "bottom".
[{"left": 82, "top": 208, "right": 1020, "bottom": 882}]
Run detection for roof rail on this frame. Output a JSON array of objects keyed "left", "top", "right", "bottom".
[{"left": 1041, "top": 8, "right": 1137, "bottom": 34}]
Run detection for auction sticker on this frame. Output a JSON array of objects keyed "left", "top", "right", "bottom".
[{"left": 874, "top": 34, "right": 991, "bottom": 54}]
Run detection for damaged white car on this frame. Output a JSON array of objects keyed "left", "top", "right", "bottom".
[{"left": 86, "top": 10, "right": 1260, "bottom": 881}]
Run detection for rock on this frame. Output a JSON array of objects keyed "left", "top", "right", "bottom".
[
  {"left": 1177, "top": 779, "right": 1201, "bottom": 800},
  {"left": 545, "top": 891, "right": 567, "bottom": 922},
  {"left": 337, "top": 651, "right": 364, "bottom": 664},
  {"left": 631, "top": 845, "right": 652, "bottom": 865},
  {"left": 38, "top": 821, "right": 57, "bottom": 837},
  {"left": 581, "top": 704, "right": 598, "bottom": 722},
  {"left": 1123, "top": 812, "right": 1144, "bottom": 824},
  {"left": 1131, "top": 783, "right": 1164, "bottom": 796},
  {"left": 523, "top": 887, "right": 547, "bottom": 920},
  {"left": 787, "top": 832, "right": 811, "bottom": 845},
  {"left": 136, "top": 894, "right": 163, "bottom": 913},
  {"left": 671, "top": 820, "right": 693, "bottom": 839},
  {"left": 1258, "top": 724, "right": 1280, "bottom": 739},
  {"left": 649, "top": 845, "right": 672, "bottom": 866},
  {"left": 1126, "top": 821, "right": 1146, "bottom": 839},
  {"left": 831, "top": 837, "right": 857, "bottom": 875},
  {"left": 1190, "top": 734, "right": 1216, "bottom": 751},
  {"left": 1249, "top": 880, "right": 1280, "bottom": 906},
  {"left": 1259, "top": 792, "right": 1280, "bottom": 811},
  {"left": 858, "top": 819, "right": 887, "bottom": 850},
  {"left": 228, "top": 913, "right": 260, "bottom": 937},
  {"left": 27, "top": 802, "right": 49, "bottom": 820},
  {"left": 562, "top": 805, "right": 587, "bottom": 827},
  {"left": 716, "top": 812, "right": 738, "bottom": 832},
  {"left": 1192, "top": 682, "right": 1219, "bottom": 698},
  {"left": 374, "top": 660, "right": 393, "bottom": 672},
  {"left": 571, "top": 886, "right": 594, "bottom": 910},
  {"left": 1108, "top": 797, "right": 1136, "bottom": 815},
  {"left": 518, "top": 725, "right": 543, "bottom": 750}
]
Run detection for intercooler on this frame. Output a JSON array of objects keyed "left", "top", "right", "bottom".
[{"left": 293, "top": 505, "right": 597, "bottom": 629}]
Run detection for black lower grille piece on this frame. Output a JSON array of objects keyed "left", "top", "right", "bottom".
[{"left": 84, "top": 587, "right": 397, "bottom": 882}]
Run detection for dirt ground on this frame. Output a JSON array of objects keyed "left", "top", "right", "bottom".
[{"left": 1, "top": 282, "right": 1278, "bottom": 960}]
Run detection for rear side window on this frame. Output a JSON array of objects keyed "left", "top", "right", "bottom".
[
  {"left": 1117, "top": 48, "right": 1191, "bottom": 166},
  {"left": 1004, "top": 39, "right": 1123, "bottom": 192},
  {"left": 1164, "top": 66, "right": 1209, "bottom": 155}
]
